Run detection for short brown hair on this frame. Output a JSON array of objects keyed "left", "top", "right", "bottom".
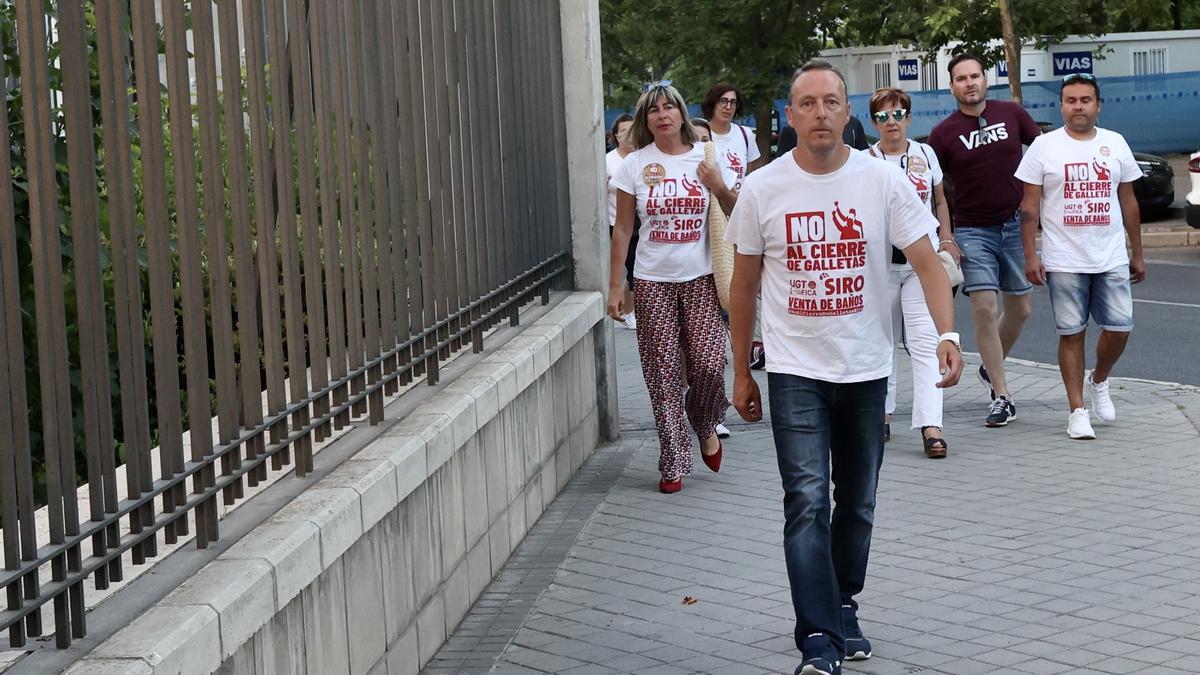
[
  {"left": 700, "top": 82, "right": 744, "bottom": 120},
  {"left": 869, "top": 87, "right": 912, "bottom": 116},
  {"left": 790, "top": 59, "right": 848, "bottom": 102}
]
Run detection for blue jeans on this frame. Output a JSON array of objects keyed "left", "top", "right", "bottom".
[
  {"left": 1046, "top": 267, "right": 1134, "bottom": 335},
  {"left": 767, "top": 372, "right": 887, "bottom": 656},
  {"left": 955, "top": 212, "right": 1033, "bottom": 296}
]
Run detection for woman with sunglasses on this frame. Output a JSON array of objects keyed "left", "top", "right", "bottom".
[
  {"left": 867, "top": 87, "right": 959, "bottom": 459},
  {"left": 609, "top": 82, "right": 737, "bottom": 493}
]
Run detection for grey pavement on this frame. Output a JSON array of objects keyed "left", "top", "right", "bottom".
[{"left": 428, "top": 325, "right": 1200, "bottom": 675}]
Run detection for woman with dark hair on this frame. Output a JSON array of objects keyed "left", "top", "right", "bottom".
[
  {"left": 605, "top": 113, "right": 638, "bottom": 329},
  {"left": 866, "top": 87, "right": 960, "bottom": 458},
  {"left": 700, "top": 82, "right": 761, "bottom": 190},
  {"left": 609, "top": 82, "right": 736, "bottom": 493},
  {"left": 690, "top": 117, "right": 711, "bottom": 142}
]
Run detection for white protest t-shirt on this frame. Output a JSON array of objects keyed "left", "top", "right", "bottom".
[
  {"left": 711, "top": 124, "right": 760, "bottom": 191},
  {"left": 868, "top": 140, "right": 943, "bottom": 207},
  {"left": 1015, "top": 127, "right": 1140, "bottom": 273},
  {"left": 605, "top": 148, "right": 628, "bottom": 228},
  {"left": 868, "top": 140, "right": 943, "bottom": 259},
  {"left": 611, "top": 143, "right": 733, "bottom": 282},
  {"left": 724, "top": 149, "right": 938, "bottom": 382}
]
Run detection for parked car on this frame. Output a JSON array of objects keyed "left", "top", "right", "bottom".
[
  {"left": 1187, "top": 151, "right": 1200, "bottom": 229},
  {"left": 912, "top": 122, "right": 1175, "bottom": 220}
]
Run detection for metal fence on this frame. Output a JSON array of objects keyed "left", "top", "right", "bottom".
[{"left": 0, "top": 0, "right": 572, "bottom": 649}]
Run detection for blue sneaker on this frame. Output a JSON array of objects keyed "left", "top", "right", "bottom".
[
  {"left": 795, "top": 632, "right": 841, "bottom": 675},
  {"left": 842, "top": 604, "right": 872, "bottom": 660},
  {"left": 978, "top": 364, "right": 996, "bottom": 400}
]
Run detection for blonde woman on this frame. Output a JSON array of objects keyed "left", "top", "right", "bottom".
[{"left": 609, "top": 82, "right": 736, "bottom": 492}]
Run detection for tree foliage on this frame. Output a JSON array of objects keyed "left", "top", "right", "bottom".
[{"left": 600, "top": 0, "right": 831, "bottom": 158}]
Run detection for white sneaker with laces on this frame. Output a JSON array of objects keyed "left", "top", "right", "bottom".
[
  {"left": 622, "top": 313, "right": 637, "bottom": 331},
  {"left": 1085, "top": 371, "right": 1116, "bottom": 422},
  {"left": 1067, "top": 408, "right": 1096, "bottom": 439}
]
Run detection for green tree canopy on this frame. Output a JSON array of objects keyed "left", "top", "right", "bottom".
[{"left": 600, "top": 0, "right": 832, "bottom": 157}]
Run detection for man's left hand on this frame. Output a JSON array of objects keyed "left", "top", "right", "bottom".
[
  {"left": 1130, "top": 255, "right": 1147, "bottom": 284},
  {"left": 935, "top": 341, "right": 964, "bottom": 388}
]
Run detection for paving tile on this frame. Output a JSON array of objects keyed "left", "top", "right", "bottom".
[{"left": 423, "top": 337, "right": 1200, "bottom": 675}]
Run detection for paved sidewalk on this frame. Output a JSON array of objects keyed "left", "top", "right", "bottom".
[{"left": 428, "top": 327, "right": 1200, "bottom": 675}]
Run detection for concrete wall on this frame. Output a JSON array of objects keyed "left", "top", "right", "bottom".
[{"left": 64, "top": 293, "right": 606, "bottom": 675}]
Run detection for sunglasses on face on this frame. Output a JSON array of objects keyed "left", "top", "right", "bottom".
[
  {"left": 871, "top": 109, "right": 908, "bottom": 123},
  {"left": 717, "top": 97, "right": 738, "bottom": 108}
]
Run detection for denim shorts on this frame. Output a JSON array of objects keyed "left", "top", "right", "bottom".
[
  {"left": 1046, "top": 267, "right": 1134, "bottom": 335},
  {"left": 954, "top": 213, "right": 1032, "bottom": 296}
]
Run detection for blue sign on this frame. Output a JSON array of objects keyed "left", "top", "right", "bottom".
[
  {"left": 1053, "top": 51, "right": 1094, "bottom": 75},
  {"left": 898, "top": 59, "right": 919, "bottom": 81},
  {"left": 997, "top": 60, "right": 1008, "bottom": 78}
]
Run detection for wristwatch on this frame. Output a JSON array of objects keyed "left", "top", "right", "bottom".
[{"left": 938, "top": 332, "right": 961, "bottom": 349}]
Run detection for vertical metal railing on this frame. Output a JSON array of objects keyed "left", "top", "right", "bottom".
[{"left": 0, "top": 0, "right": 573, "bottom": 649}]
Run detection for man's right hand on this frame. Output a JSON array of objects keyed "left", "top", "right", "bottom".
[
  {"left": 1025, "top": 254, "right": 1046, "bottom": 286},
  {"left": 732, "top": 372, "right": 762, "bottom": 422}
]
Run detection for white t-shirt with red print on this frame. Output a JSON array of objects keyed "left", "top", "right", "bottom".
[
  {"left": 724, "top": 150, "right": 938, "bottom": 383},
  {"left": 1015, "top": 127, "right": 1140, "bottom": 273},
  {"left": 604, "top": 148, "right": 627, "bottom": 227},
  {"left": 611, "top": 143, "right": 734, "bottom": 283},
  {"left": 711, "top": 124, "right": 759, "bottom": 191}
]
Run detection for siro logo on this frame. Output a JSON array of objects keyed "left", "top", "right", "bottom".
[
  {"left": 958, "top": 122, "right": 1010, "bottom": 150},
  {"left": 786, "top": 211, "right": 826, "bottom": 244}
]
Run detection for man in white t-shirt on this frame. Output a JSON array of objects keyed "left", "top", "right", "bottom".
[
  {"left": 725, "top": 60, "right": 963, "bottom": 675},
  {"left": 1016, "top": 73, "right": 1145, "bottom": 441}
]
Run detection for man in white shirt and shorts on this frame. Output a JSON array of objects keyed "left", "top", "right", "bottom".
[
  {"left": 725, "top": 60, "right": 964, "bottom": 675},
  {"left": 1016, "top": 73, "right": 1146, "bottom": 440}
]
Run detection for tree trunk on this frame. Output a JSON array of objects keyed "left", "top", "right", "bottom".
[
  {"left": 1172, "top": 0, "right": 1182, "bottom": 30},
  {"left": 998, "top": 0, "right": 1023, "bottom": 104},
  {"left": 756, "top": 104, "right": 774, "bottom": 162}
]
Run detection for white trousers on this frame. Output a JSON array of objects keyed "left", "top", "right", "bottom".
[{"left": 884, "top": 265, "right": 944, "bottom": 429}]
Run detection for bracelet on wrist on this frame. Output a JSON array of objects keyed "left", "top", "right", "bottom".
[{"left": 938, "top": 239, "right": 957, "bottom": 246}]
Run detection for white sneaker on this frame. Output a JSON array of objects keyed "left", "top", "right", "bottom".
[
  {"left": 715, "top": 423, "right": 731, "bottom": 438},
  {"left": 622, "top": 313, "right": 638, "bottom": 331},
  {"left": 1067, "top": 408, "right": 1096, "bottom": 439},
  {"left": 1085, "top": 371, "right": 1116, "bottom": 422}
]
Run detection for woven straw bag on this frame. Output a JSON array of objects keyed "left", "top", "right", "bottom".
[{"left": 705, "top": 141, "right": 736, "bottom": 309}]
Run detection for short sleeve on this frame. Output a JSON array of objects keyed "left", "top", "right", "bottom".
[
  {"left": 1013, "top": 137, "right": 1046, "bottom": 185},
  {"left": 887, "top": 168, "right": 939, "bottom": 249},
  {"left": 610, "top": 150, "right": 638, "bottom": 196},
  {"left": 921, "top": 142, "right": 943, "bottom": 186},
  {"left": 927, "top": 126, "right": 946, "bottom": 167},
  {"left": 724, "top": 183, "right": 765, "bottom": 255},
  {"left": 742, "top": 126, "right": 761, "bottom": 163},
  {"left": 1017, "top": 106, "right": 1042, "bottom": 145},
  {"left": 1115, "top": 137, "right": 1142, "bottom": 184}
]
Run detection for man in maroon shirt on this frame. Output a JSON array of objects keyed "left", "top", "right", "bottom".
[{"left": 929, "top": 54, "right": 1041, "bottom": 428}]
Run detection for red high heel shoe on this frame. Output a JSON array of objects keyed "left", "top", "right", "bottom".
[
  {"left": 658, "top": 477, "right": 682, "bottom": 493},
  {"left": 700, "top": 437, "right": 723, "bottom": 473}
]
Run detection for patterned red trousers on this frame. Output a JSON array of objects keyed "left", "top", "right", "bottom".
[{"left": 633, "top": 275, "right": 729, "bottom": 481}]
